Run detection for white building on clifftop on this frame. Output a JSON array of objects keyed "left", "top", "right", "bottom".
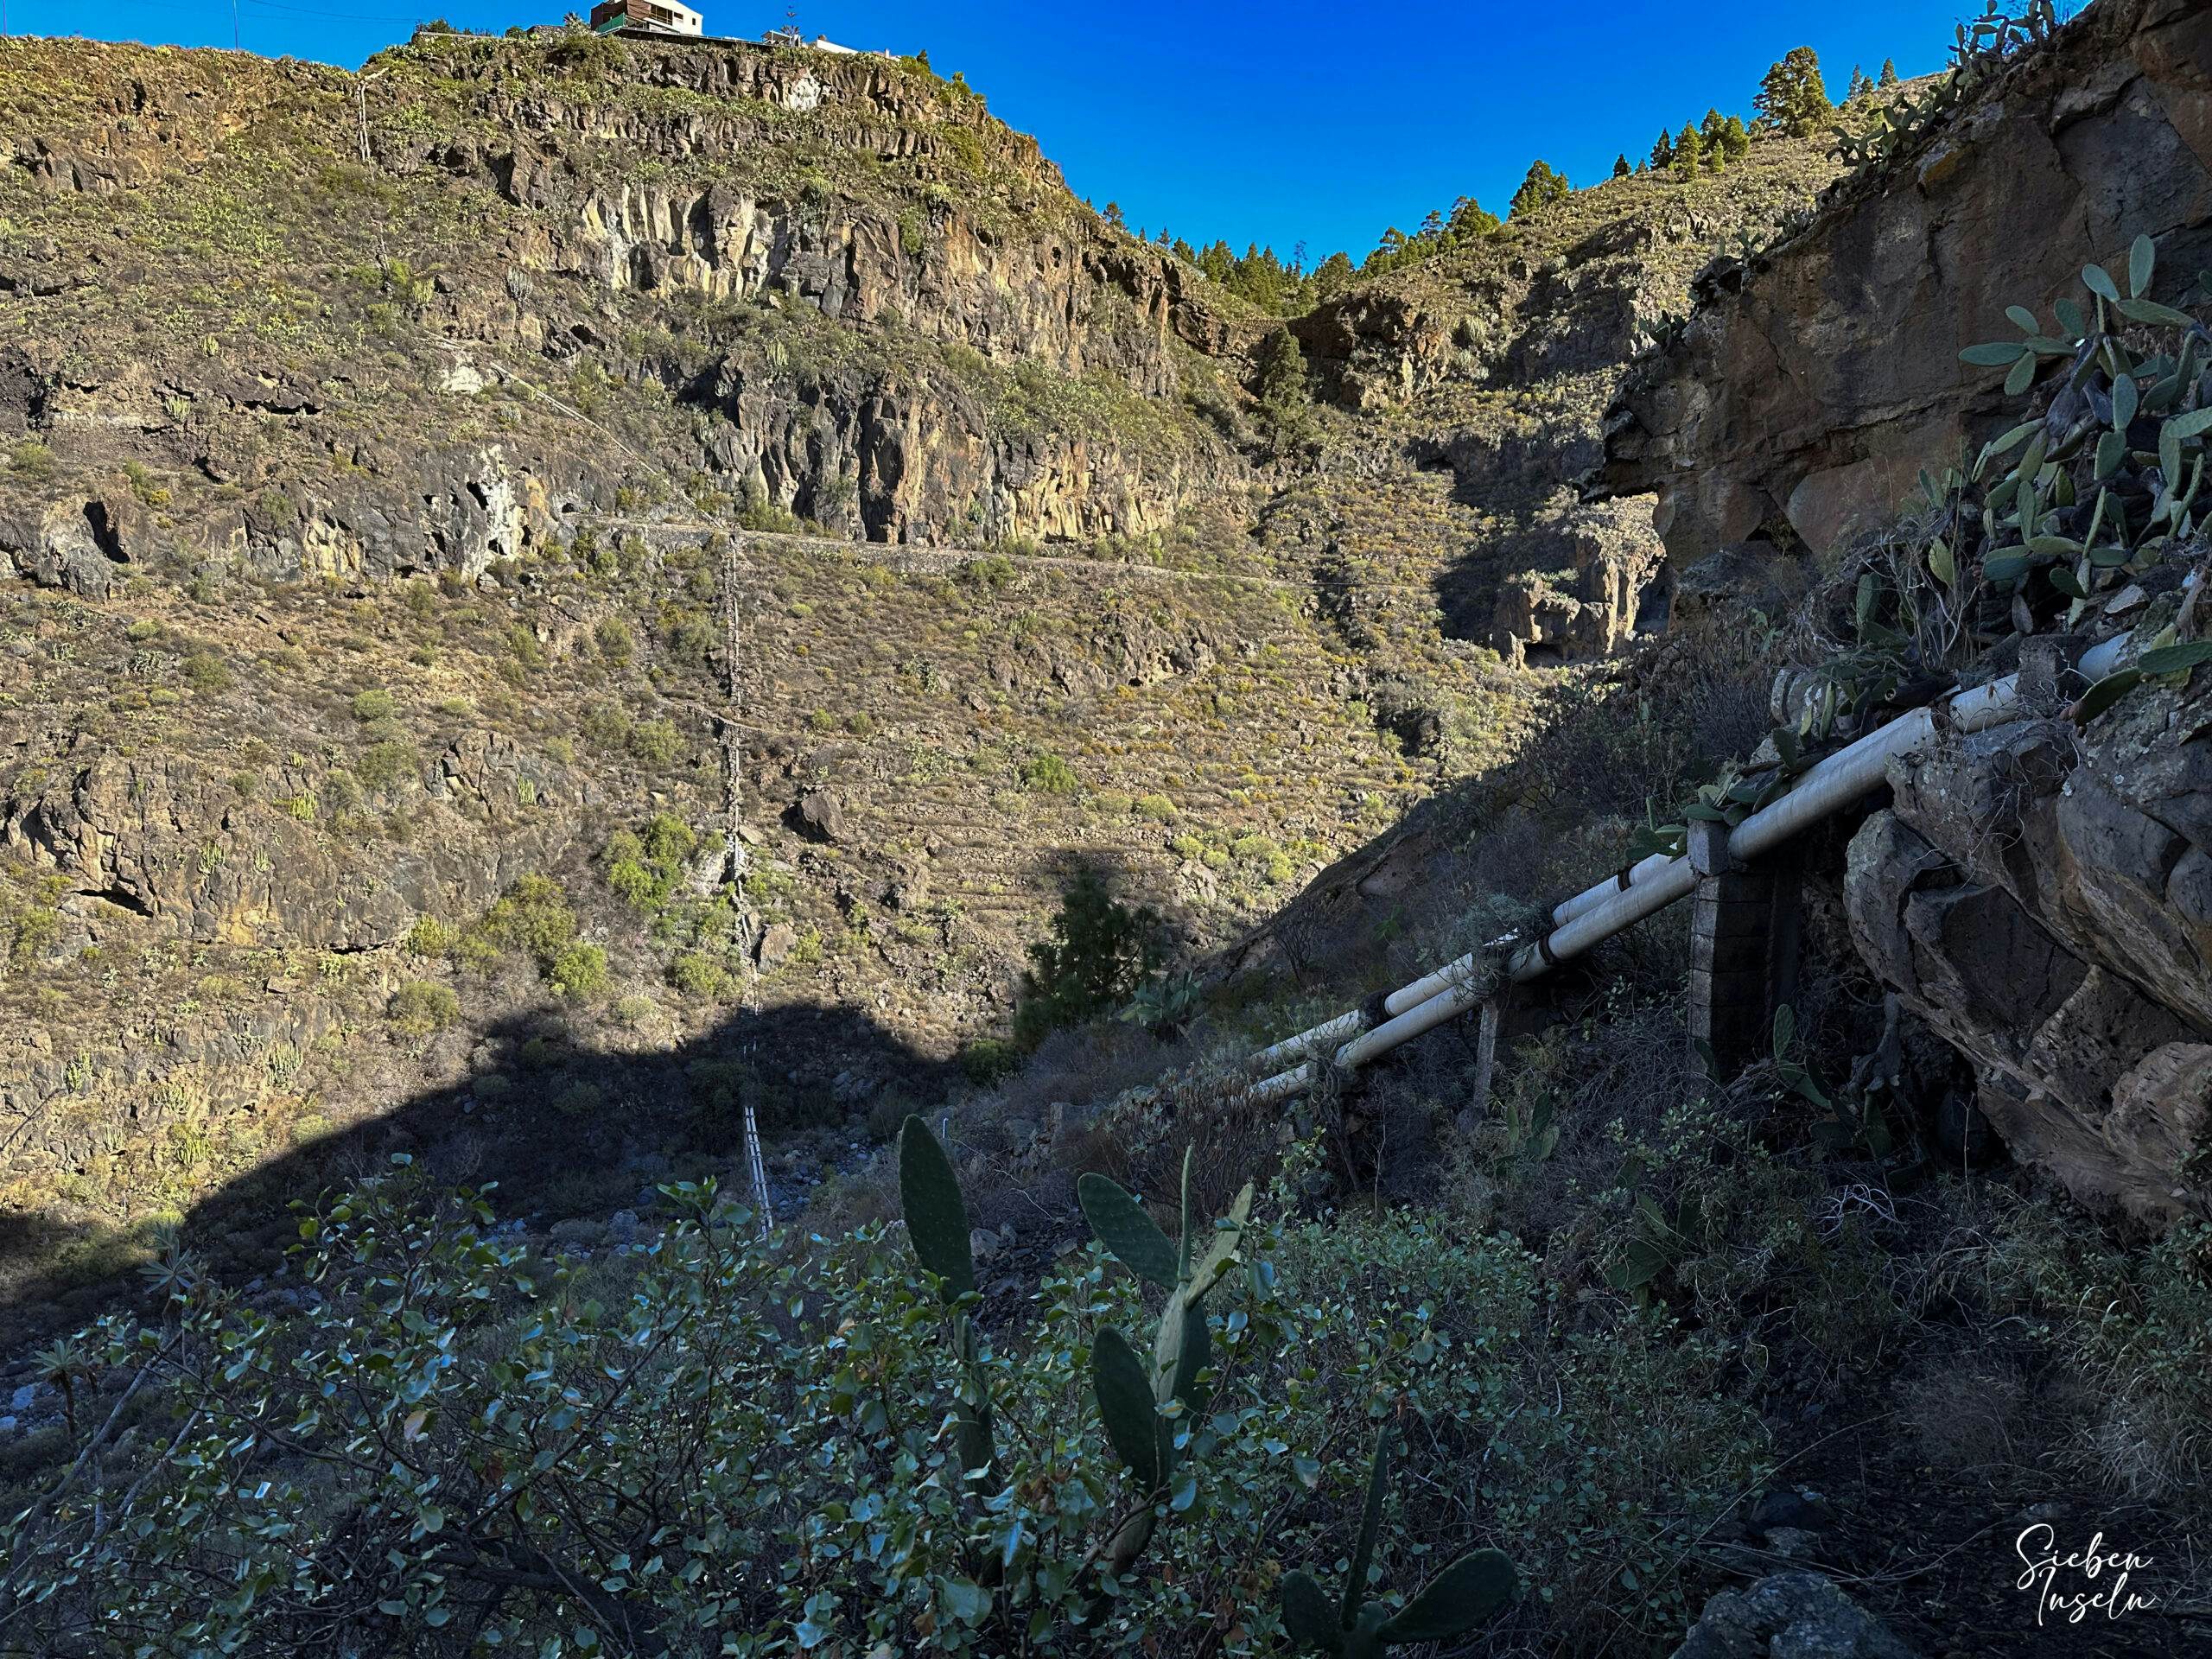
[{"left": 589, "top": 0, "right": 703, "bottom": 35}]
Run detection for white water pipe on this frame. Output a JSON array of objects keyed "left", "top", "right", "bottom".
[{"left": 1239, "top": 632, "right": 2135, "bottom": 1103}]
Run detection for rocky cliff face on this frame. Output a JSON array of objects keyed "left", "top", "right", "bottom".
[
  {"left": 1601, "top": 0, "right": 2212, "bottom": 566},
  {"left": 1287, "top": 141, "right": 1834, "bottom": 668},
  {"left": 0, "top": 28, "right": 1258, "bottom": 591},
  {"left": 0, "top": 29, "right": 1359, "bottom": 1300},
  {"left": 1586, "top": 0, "right": 2212, "bottom": 1224}
]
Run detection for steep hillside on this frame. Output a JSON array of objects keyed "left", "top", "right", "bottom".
[
  {"left": 0, "top": 26, "right": 1345, "bottom": 1304},
  {"left": 0, "top": 25, "right": 1829, "bottom": 1319},
  {"left": 10, "top": 16, "right": 2212, "bottom": 1659},
  {"left": 1268, "top": 130, "right": 1838, "bottom": 733}
]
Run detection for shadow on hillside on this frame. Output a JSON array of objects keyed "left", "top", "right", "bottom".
[
  {"left": 0, "top": 995, "right": 957, "bottom": 1349},
  {"left": 0, "top": 992, "right": 960, "bottom": 1347},
  {"left": 0, "top": 849, "right": 1203, "bottom": 1348}
]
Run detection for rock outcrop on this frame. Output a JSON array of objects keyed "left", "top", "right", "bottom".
[
  {"left": 1844, "top": 666, "right": 2212, "bottom": 1224},
  {"left": 1601, "top": 0, "right": 2212, "bottom": 566},
  {"left": 1487, "top": 492, "right": 1668, "bottom": 664},
  {"left": 0, "top": 29, "right": 1259, "bottom": 581},
  {"left": 1672, "top": 1573, "right": 1916, "bottom": 1659}
]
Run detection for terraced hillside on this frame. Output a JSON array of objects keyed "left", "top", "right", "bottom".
[{"left": 0, "top": 24, "right": 1837, "bottom": 1318}]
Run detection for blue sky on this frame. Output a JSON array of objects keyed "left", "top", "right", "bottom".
[{"left": 29, "top": 0, "right": 1980, "bottom": 262}]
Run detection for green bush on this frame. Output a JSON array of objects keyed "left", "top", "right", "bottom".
[
  {"left": 1014, "top": 871, "right": 1160, "bottom": 1047},
  {"left": 550, "top": 942, "right": 609, "bottom": 1000},
  {"left": 386, "top": 979, "right": 460, "bottom": 1036},
  {"left": 669, "top": 950, "right": 731, "bottom": 1000},
  {"left": 957, "top": 1036, "right": 1021, "bottom": 1085},
  {"left": 181, "top": 651, "right": 231, "bottom": 692},
  {"left": 593, "top": 617, "right": 634, "bottom": 664},
  {"left": 355, "top": 738, "right": 419, "bottom": 792},
  {"left": 404, "top": 916, "right": 459, "bottom": 957},
  {"left": 7, "top": 439, "right": 56, "bottom": 482},
  {"left": 603, "top": 816, "right": 698, "bottom": 912},
  {"left": 628, "top": 718, "right": 683, "bottom": 769},
  {"left": 581, "top": 699, "right": 632, "bottom": 751},
  {"left": 1992, "top": 1208, "right": 2212, "bottom": 1517},
  {"left": 551, "top": 1078, "right": 605, "bottom": 1117},
  {"left": 350, "top": 687, "right": 396, "bottom": 722},
  {"left": 470, "top": 875, "right": 588, "bottom": 993},
  {"left": 1, "top": 1142, "right": 1760, "bottom": 1652},
  {"left": 1021, "top": 752, "right": 1081, "bottom": 794}
]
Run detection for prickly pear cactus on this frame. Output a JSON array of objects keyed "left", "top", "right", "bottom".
[
  {"left": 1078, "top": 1147, "right": 1254, "bottom": 1577},
  {"left": 897, "top": 1116, "right": 995, "bottom": 1481}
]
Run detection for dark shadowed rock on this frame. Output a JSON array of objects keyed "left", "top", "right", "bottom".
[
  {"left": 1673, "top": 1573, "right": 1916, "bottom": 1659},
  {"left": 1841, "top": 684, "right": 2212, "bottom": 1224}
]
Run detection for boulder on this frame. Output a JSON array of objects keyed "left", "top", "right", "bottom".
[
  {"left": 791, "top": 789, "right": 847, "bottom": 844},
  {"left": 756, "top": 922, "right": 798, "bottom": 968},
  {"left": 1673, "top": 1573, "right": 1916, "bottom": 1659},
  {"left": 1841, "top": 682, "right": 2212, "bottom": 1224}
]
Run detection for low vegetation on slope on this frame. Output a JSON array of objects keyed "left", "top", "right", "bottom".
[{"left": 3, "top": 7, "right": 2209, "bottom": 1655}]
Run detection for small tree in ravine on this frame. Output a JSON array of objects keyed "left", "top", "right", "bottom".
[
  {"left": 1755, "top": 46, "right": 1831, "bottom": 137},
  {"left": 1878, "top": 56, "right": 1900, "bottom": 87},
  {"left": 1014, "top": 869, "right": 1160, "bottom": 1046},
  {"left": 1508, "top": 159, "right": 1570, "bottom": 219},
  {"left": 1675, "top": 123, "right": 1702, "bottom": 181},
  {"left": 1254, "top": 326, "right": 1316, "bottom": 448}
]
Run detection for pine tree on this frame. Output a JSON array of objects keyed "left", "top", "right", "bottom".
[
  {"left": 1755, "top": 47, "right": 1832, "bottom": 137},
  {"left": 1721, "top": 114, "right": 1751, "bottom": 162},
  {"left": 1448, "top": 195, "right": 1498, "bottom": 236},
  {"left": 1675, "top": 123, "right": 1702, "bottom": 181},
  {"left": 1255, "top": 327, "right": 1306, "bottom": 411},
  {"left": 1699, "top": 108, "right": 1727, "bottom": 173},
  {"left": 1309, "top": 249, "right": 1354, "bottom": 299},
  {"left": 1846, "top": 63, "right": 1873, "bottom": 102},
  {"left": 1650, "top": 129, "right": 1675, "bottom": 169},
  {"left": 1508, "top": 160, "right": 1570, "bottom": 219},
  {"left": 1878, "top": 57, "right": 1900, "bottom": 87},
  {"left": 1612, "top": 153, "right": 1631, "bottom": 179},
  {"left": 1103, "top": 200, "right": 1125, "bottom": 231}
]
